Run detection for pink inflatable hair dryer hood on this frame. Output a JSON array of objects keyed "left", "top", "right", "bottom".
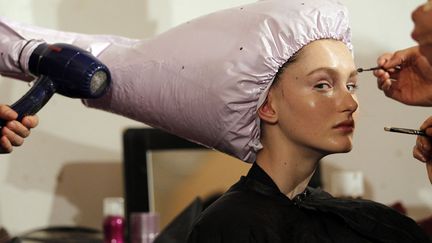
[{"left": 0, "top": 0, "right": 351, "bottom": 162}]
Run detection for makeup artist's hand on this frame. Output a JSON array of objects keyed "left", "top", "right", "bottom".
[
  {"left": 414, "top": 116, "right": 432, "bottom": 184},
  {"left": 411, "top": 1, "right": 432, "bottom": 64},
  {"left": 373, "top": 46, "right": 432, "bottom": 106},
  {"left": 0, "top": 105, "right": 38, "bottom": 153}
]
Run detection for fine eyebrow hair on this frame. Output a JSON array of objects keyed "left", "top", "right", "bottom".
[{"left": 306, "top": 67, "right": 358, "bottom": 78}]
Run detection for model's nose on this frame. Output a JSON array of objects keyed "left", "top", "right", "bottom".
[{"left": 340, "top": 91, "right": 359, "bottom": 113}]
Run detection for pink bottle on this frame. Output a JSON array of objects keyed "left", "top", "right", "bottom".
[{"left": 103, "top": 197, "right": 125, "bottom": 243}]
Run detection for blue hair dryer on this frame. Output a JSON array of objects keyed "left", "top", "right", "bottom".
[{"left": 0, "top": 43, "right": 111, "bottom": 126}]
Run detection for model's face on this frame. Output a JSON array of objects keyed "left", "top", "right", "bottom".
[{"left": 270, "top": 39, "right": 358, "bottom": 155}]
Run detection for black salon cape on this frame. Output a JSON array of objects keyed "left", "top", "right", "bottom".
[{"left": 186, "top": 163, "right": 430, "bottom": 243}]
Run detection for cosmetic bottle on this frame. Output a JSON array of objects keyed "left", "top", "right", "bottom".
[
  {"left": 130, "top": 212, "right": 160, "bottom": 243},
  {"left": 103, "top": 197, "right": 125, "bottom": 243}
]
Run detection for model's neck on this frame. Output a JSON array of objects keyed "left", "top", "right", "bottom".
[{"left": 256, "top": 130, "right": 324, "bottom": 199}]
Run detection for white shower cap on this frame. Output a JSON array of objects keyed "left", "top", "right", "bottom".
[{"left": 0, "top": 0, "right": 351, "bottom": 162}]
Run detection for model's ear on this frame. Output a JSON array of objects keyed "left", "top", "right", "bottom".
[{"left": 258, "top": 90, "right": 278, "bottom": 124}]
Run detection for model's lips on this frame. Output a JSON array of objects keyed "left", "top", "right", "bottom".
[{"left": 333, "top": 119, "right": 355, "bottom": 131}]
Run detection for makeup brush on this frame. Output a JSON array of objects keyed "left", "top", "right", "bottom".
[
  {"left": 357, "top": 66, "right": 401, "bottom": 73},
  {"left": 384, "top": 127, "right": 428, "bottom": 137}
]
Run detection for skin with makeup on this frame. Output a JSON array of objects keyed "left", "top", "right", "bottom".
[
  {"left": 0, "top": 105, "right": 38, "bottom": 153},
  {"left": 187, "top": 39, "right": 429, "bottom": 242},
  {"left": 256, "top": 39, "right": 358, "bottom": 199},
  {"left": 373, "top": 1, "right": 432, "bottom": 183}
]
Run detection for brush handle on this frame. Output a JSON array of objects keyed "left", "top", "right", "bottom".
[{"left": 384, "top": 127, "right": 428, "bottom": 137}]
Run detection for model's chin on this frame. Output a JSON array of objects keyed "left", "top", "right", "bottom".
[
  {"left": 338, "top": 145, "right": 353, "bottom": 153},
  {"left": 324, "top": 146, "right": 352, "bottom": 155},
  {"left": 326, "top": 137, "right": 354, "bottom": 154}
]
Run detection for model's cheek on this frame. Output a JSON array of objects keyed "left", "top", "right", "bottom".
[
  {"left": 304, "top": 96, "right": 336, "bottom": 116},
  {"left": 305, "top": 98, "right": 319, "bottom": 109},
  {"left": 299, "top": 99, "right": 333, "bottom": 133},
  {"left": 305, "top": 97, "right": 344, "bottom": 137}
]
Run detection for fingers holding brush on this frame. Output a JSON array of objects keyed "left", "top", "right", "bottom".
[
  {"left": 414, "top": 135, "right": 431, "bottom": 162},
  {"left": 413, "top": 116, "right": 432, "bottom": 163},
  {"left": 414, "top": 135, "right": 432, "bottom": 184},
  {"left": 371, "top": 46, "right": 432, "bottom": 106},
  {"left": 413, "top": 139, "right": 432, "bottom": 184},
  {"left": 366, "top": 52, "right": 403, "bottom": 91}
]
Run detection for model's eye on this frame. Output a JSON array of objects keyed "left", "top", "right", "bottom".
[
  {"left": 314, "top": 81, "right": 332, "bottom": 90},
  {"left": 346, "top": 83, "right": 359, "bottom": 93}
]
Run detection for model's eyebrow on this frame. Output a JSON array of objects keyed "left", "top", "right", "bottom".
[{"left": 306, "top": 67, "right": 358, "bottom": 78}]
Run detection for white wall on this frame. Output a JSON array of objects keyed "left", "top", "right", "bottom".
[{"left": 0, "top": 0, "right": 430, "bottom": 235}]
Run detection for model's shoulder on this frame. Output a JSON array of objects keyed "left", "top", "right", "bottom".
[
  {"left": 199, "top": 190, "right": 260, "bottom": 221},
  {"left": 189, "top": 190, "right": 300, "bottom": 238},
  {"left": 187, "top": 192, "right": 284, "bottom": 243}
]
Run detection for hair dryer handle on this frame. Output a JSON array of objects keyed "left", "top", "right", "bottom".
[{"left": 0, "top": 76, "right": 55, "bottom": 127}]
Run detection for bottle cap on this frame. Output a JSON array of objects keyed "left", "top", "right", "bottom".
[{"left": 103, "top": 197, "right": 124, "bottom": 217}]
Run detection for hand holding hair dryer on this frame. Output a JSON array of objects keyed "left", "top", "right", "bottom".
[{"left": 0, "top": 42, "right": 111, "bottom": 126}]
